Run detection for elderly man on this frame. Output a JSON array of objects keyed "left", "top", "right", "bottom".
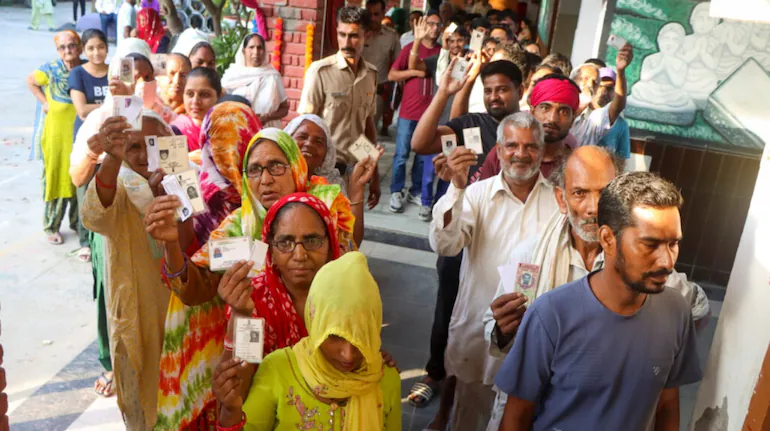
[
  {"left": 81, "top": 111, "right": 173, "bottom": 429},
  {"left": 495, "top": 171, "right": 703, "bottom": 430},
  {"left": 570, "top": 44, "right": 633, "bottom": 146},
  {"left": 428, "top": 112, "right": 560, "bottom": 430},
  {"left": 406, "top": 58, "right": 523, "bottom": 419},
  {"left": 483, "top": 146, "right": 710, "bottom": 430}
]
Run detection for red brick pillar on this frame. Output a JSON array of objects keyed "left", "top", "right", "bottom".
[
  {"left": 0, "top": 310, "right": 8, "bottom": 431},
  {"left": 258, "top": 0, "right": 326, "bottom": 123}
]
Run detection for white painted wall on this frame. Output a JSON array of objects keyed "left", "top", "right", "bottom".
[
  {"left": 570, "top": 0, "right": 607, "bottom": 66},
  {"left": 690, "top": 142, "right": 770, "bottom": 429}
]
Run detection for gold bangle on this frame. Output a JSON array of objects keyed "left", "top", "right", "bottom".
[{"left": 350, "top": 200, "right": 364, "bottom": 206}]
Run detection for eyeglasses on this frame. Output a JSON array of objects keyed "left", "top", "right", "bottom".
[
  {"left": 57, "top": 43, "right": 79, "bottom": 52},
  {"left": 272, "top": 237, "right": 327, "bottom": 253},
  {"left": 426, "top": 21, "right": 441, "bottom": 27},
  {"left": 246, "top": 162, "right": 290, "bottom": 179}
]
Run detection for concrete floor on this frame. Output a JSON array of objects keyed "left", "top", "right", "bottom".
[{"left": 0, "top": 3, "right": 721, "bottom": 430}]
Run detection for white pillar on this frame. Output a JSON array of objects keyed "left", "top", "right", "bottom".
[{"left": 570, "top": 0, "right": 608, "bottom": 66}]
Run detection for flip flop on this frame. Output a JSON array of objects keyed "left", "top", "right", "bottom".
[
  {"left": 47, "top": 232, "right": 63, "bottom": 245},
  {"left": 94, "top": 371, "right": 114, "bottom": 397},
  {"left": 408, "top": 380, "right": 439, "bottom": 408}
]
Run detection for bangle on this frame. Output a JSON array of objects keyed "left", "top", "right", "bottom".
[
  {"left": 216, "top": 412, "right": 246, "bottom": 431},
  {"left": 350, "top": 200, "right": 364, "bottom": 206},
  {"left": 224, "top": 336, "right": 233, "bottom": 351},
  {"left": 162, "top": 257, "right": 187, "bottom": 279},
  {"left": 95, "top": 173, "right": 116, "bottom": 189},
  {"left": 410, "top": 51, "right": 419, "bottom": 57}
]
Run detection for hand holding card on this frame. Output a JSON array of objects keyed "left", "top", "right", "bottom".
[
  {"left": 117, "top": 57, "right": 135, "bottom": 84},
  {"left": 234, "top": 317, "right": 265, "bottom": 363},
  {"left": 161, "top": 175, "right": 195, "bottom": 222},
  {"left": 349, "top": 135, "right": 379, "bottom": 162},
  {"left": 112, "top": 96, "right": 143, "bottom": 130},
  {"left": 470, "top": 29, "right": 485, "bottom": 52},
  {"left": 209, "top": 237, "right": 252, "bottom": 272}
]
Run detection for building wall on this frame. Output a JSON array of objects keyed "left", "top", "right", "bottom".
[{"left": 690, "top": 145, "right": 770, "bottom": 430}]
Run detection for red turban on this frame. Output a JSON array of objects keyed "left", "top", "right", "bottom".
[{"left": 530, "top": 78, "right": 580, "bottom": 113}]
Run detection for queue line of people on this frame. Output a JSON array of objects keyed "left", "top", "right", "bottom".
[{"left": 28, "top": 3, "right": 711, "bottom": 430}]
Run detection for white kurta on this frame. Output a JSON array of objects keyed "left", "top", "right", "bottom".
[{"left": 428, "top": 171, "right": 559, "bottom": 385}]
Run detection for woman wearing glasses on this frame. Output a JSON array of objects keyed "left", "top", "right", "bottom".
[
  {"left": 26, "top": 30, "right": 83, "bottom": 246},
  {"left": 145, "top": 129, "right": 377, "bottom": 426}
]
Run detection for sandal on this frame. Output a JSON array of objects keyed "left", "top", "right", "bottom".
[
  {"left": 408, "top": 379, "right": 439, "bottom": 408},
  {"left": 77, "top": 247, "right": 91, "bottom": 263},
  {"left": 94, "top": 371, "right": 115, "bottom": 397},
  {"left": 47, "top": 232, "right": 63, "bottom": 245}
]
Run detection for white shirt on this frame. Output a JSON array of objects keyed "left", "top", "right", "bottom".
[
  {"left": 117, "top": 1, "right": 137, "bottom": 46},
  {"left": 400, "top": 31, "right": 414, "bottom": 48},
  {"left": 429, "top": 172, "right": 559, "bottom": 385},
  {"left": 95, "top": 0, "right": 120, "bottom": 14},
  {"left": 570, "top": 104, "right": 612, "bottom": 146},
  {"left": 469, "top": 75, "right": 486, "bottom": 113}
]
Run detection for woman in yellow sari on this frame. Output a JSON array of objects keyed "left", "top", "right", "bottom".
[{"left": 213, "top": 251, "right": 402, "bottom": 430}]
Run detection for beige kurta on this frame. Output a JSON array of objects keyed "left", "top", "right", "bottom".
[{"left": 81, "top": 180, "right": 170, "bottom": 430}]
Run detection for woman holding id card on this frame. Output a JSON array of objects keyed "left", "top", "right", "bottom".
[{"left": 213, "top": 252, "right": 402, "bottom": 431}]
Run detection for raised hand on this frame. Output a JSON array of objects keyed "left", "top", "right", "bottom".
[
  {"left": 440, "top": 57, "right": 469, "bottom": 95},
  {"left": 213, "top": 357, "right": 246, "bottom": 414},
  {"left": 490, "top": 292, "right": 528, "bottom": 338},
  {"left": 144, "top": 195, "right": 180, "bottom": 243},
  {"left": 98, "top": 116, "right": 132, "bottom": 160},
  {"left": 616, "top": 43, "right": 634, "bottom": 71},
  {"left": 432, "top": 152, "right": 453, "bottom": 183},
  {"left": 218, "top": 260, "right": 256, "bottom": 316},
  {"left": 413, "top": 16, "right": 429, "bottom": 42},
  {"left": 446, "top": 146, "right": 478, "bottom": 189}
]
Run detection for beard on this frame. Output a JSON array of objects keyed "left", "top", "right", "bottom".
[
  {"left": 502, "top": 154, "right": 541, "bottom": 182},
  {"left": 615, "top": 246, "right": 672, "bottom": 295},
  {"left": 566, "top": 205, "right": 598, "bottom": 243}
]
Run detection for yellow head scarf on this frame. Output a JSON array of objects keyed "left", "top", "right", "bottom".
[{"left": 292, "top": 252, "right": 385, "bottom": 430}]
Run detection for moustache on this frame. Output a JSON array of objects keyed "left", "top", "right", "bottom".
[
  {"left": 510, "top": 157, "right": 534, "bottom": 165},
  {"left": 578, "top": 217, "right": 597, "bottom": 226},
  {"left": 342, "top": 48, "right": 355, "bottom": 53},
  {"left": 643, "top": 268, "right": 673, "bottom": 279},
  {"left": 543, "top": 123, "right": 559, "bottom": 130}
]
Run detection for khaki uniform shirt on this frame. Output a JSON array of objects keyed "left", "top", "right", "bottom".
[
  {"left": 298, "top": 51, "right": 377, "bottom": 165},
  {"left": 363, "top": 26, "right": 401, "bottom": 84}
]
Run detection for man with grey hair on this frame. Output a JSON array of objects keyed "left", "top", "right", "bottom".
[
  {"left": 494, "top": 171, "right": 704, "bottom": 430},
  {"left": 428, "top": 112, "right": 559, "bottom": 430}
]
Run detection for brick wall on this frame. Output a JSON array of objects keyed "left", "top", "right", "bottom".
[{"left": 258, "top": 0, "right": 326, "bottom": 122}]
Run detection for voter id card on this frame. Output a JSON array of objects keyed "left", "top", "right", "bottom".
[
  {"left": 175, "top": 170, "right": 206, "bottom": 214},
  {"left": 463, "top": 127, "right": 483, "bottom": 154},
  {"left": 112, "top": 95, "right": 142, "bottom": 130},
  {"left": 117, "top": 57, "right": 134, "bottom": 84},
  {"left": 441, "top": 134, "right": 457, "bottom": 157},
  {"left": 350, "top": 135, "right": 378, "bottom": 162},
  {"left": 156, "top": 136, "right": 190, "bottom": 174},
  {"left": 470, "top": 30, "right": 485, "bottom": 52},
  {"left": 234, "top": 317, "right": 265, "bottom": 364},
  {"left": 208, "top": 237, "right": 251, "bottom": 272},
  {"left": 161, "top": 174, "right": 195, "bottom": 222},
  {"left": 607, "top": 34, "right": 628, "bottom": 49},
  {"left": 451, "top": 57, "right": 469, "bottom": 83}
]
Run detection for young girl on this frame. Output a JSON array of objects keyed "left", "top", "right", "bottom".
[{"left": 69, "top": 29, "right": 109, "bottom": 140}]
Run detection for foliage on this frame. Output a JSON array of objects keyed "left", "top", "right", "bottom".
[{"left": 212, "top": 22, "right": 249, "bottom": 76}]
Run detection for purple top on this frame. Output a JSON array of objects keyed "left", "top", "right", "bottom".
[{"left": 141, "top": 0, "right": 160, "bottom": 12}]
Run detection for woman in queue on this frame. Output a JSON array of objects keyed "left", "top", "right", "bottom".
[
  {"left": 221, "top": 34, "right": 289, "bottom": 128},
  {"left": 170, "top": 66, "right": 222, "bottom": 152},
  {"left": 213, "top": 251, "right": 402, "bottom": 430}
]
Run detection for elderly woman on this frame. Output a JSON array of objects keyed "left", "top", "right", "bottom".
[
  {"left": 221, "top": 34, "right": 289, "bottom": 128},
  {"left": 81, "top": 110, "right": 173, "bottom": 429},
  {"left": 27, "top": 30, "right": 84, "bottom": 246},
  {"left": 213, "top": 251, "right": 402, "bottom": 430}
]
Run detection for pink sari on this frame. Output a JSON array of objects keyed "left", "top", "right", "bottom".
[{"left": 171, "top": 114, "right": 202, "bottom": 151}]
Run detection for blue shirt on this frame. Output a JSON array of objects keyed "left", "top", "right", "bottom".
[
  {"left": 495, "top": 275, "right": 702, "bottom": 431},
  {"left": 68, "top": 66, "right": 109, "bottom": 140},
  {"left": 598, "top": 115, "right": 631, "bottom": 159}
]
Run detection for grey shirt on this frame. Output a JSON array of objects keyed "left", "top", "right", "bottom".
[{"left": 495, "top": 275, "right": 703, "bottom": 431}]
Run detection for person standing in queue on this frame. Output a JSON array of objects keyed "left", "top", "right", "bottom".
[{"left": 299, "top": 6, "right": 381, "bottom": 209}]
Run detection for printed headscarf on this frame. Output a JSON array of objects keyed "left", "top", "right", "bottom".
[
  {"left": 293, "top": 251, "right": 385, "bottom": 431},
  {"left": 191, "top": 129, "right": 355, "bottom": 269},
  {"left": 284, "top": 114, "right": 345, "bottom": 191}
]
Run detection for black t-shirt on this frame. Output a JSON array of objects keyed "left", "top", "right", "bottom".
[{"left": 445, "top": 112, "right": 499, "bottom": 176}]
